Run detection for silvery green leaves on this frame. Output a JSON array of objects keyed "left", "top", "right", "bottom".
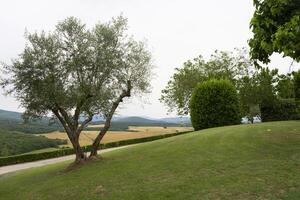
[{"left": 0, "top": 16, "right": 153, "bottom": 162}]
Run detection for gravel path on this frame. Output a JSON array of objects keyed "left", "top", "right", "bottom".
[{"left": 0, "top": 144, "right": 136, "bottom": 176}]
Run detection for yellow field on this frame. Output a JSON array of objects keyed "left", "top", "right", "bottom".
[
  {"left": 42, "top": 126, "right": 193, "bottom": 147},
  {"left": 87, "top": 124, "right": 104, "bottom": 128}
]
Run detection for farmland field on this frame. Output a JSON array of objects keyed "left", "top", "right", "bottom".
[{"left": 41, "top": 126, "right": 193, "bottom": 147}]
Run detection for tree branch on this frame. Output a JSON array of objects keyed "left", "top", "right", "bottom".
[
  {"left": 57, "top": 106, "right": 74, "bottom": 130},
  {"left": 90, "top": 80, "right": 132, "bottom": 156},
  {"left": 52, "top": 108, "right": 72, "bottom": 135},
  {"left": 73, "top": 94, "right": 93, "bottom": 129},
  {"left": 76, "top": 114, "right": 93, "bottom": 136},
  {"left": 288, "top": 60, "right": 295, "bottom": 73}
]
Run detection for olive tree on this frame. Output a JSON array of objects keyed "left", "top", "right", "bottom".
[{"left": 0, "top": 16, "right": 153, "bottom": 163}]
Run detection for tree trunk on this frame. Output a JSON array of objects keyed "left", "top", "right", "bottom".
[
  {"left": 89, "top": 130, "right": 107, "bottom": 157},
  {"left": 51, "top": 107, "right": 92, "bottom": 165},
  {"left": 90, "top": 142, "right": 100, "bottom": 157},
  {"left": 89, "top": 80, "right": 132, "bottom": 158},
  {"left": 61, "top": 130, "right": 86, "bottom": 165},
  {"left": 73, "top": 139, "right": 86, "bottom": 163}
]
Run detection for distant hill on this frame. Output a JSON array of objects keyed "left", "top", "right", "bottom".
[
  {"left": 89, "top": 115, "right": 191, "bottom": 125},
  {"left": 0, "top": 109, "right": 191, "bottom": 134},
  {"left": 110, "top": 116, "right": 185, "bottom": 128},
  {"left": 0, "top": 109, "right": 22, "bottom": 120},
  {"left": 0, "top": 130, "right": 66, "bottom": 156},
  {"left": 115, "top": 116, "right": 167, "bottom": 124},
  {"left": 0, "top": 110, "right": 66, "bottom": 156},
  {"left": 0, "top": 109, "right": 61, "bottom": 134},
  {"left": 160, "top": 117, "right": 191, "bottom": 125},
  {"left": 86, "top": 116, "right": 190, "bottom": 131}
]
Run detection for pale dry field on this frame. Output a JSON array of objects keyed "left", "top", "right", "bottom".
[
  {"left": 41, "top": 126, "right": 193, "bottom": 147},
  {"left": 87, "top": 124, "right": 104, "bottom": 128}
]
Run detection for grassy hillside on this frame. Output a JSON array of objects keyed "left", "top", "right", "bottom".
[
  {"left": 0, "top": 121, "right": 299, "bottom": 199},
  {"left": 0, "top": 131, "right": 67, "bottom": 156}
]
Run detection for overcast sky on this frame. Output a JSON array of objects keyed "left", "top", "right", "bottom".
[{"left": 0, "top": 0, "right": 297, "bottom": 118}]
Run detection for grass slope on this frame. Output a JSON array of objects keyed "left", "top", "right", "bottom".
[{"left": 0, "top": 121, "right": 299, "bottom": 200}]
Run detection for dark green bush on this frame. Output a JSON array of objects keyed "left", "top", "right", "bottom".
[
  {"left": 260, "top": 98, "right": 299, "bottom": 122},
  {"left": 0, "top": 130, "right": 192, "bottom": 166},
  {"left": 189, "top": 79, "right": 241, "bottom": 130}
]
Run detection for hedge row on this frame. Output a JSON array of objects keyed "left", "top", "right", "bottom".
[{"left": 0, "top": 130, "right": 192, "bottom": 167}]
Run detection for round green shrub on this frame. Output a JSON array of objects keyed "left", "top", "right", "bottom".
[{"left": 189, "top": 79, "right": 241, "bottom": 130}]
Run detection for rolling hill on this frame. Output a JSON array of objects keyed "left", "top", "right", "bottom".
[
  {"left": 0, "top": 109, "right": 22, "bottom": 120},
  {"left": 0, "top": 130, "right": 67, "bottom": 156},
  {"left": 115, "top": 116, "right": 162, "bottom": 123},
  {"left": 87, "top": 116, "right": 188, "bottom": 131},
  {"left": 0, "top": 109, "right": 61, "bottom": 134},
  {"left": 0, "top": 121, "right": 299, "bottom": 199},
  {"left": 113, "top": 116, "right": 181, "bottom": 126},
  {"left": 0, "top": 109, "right": 186, "bottom": 134},
  {"left": 0, "top": 109, "right": 66, "bottom": 156},
  {"left": 160, "top": 116, "right": 191, "bottom": 124}
]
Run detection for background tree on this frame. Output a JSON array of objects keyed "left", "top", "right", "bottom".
[
  {"left": 249, "top": 0, "right": 300, "bottom": 64},
  {"left": 238, "top": 67, "right": 278, "bottom": 121},
  {"left": 256, "top": 67, "right": 278, "bottom": 103},
  {"left": 0, "top": 16, "right": 153, "bottom": 163},
  {"left": 160, "top": 57, "right": 206, "bottom": 115},
  {"left": 248, "top": 0, "right": 300, "bottom": 120},
  {"left": 160, "top": 48, "right": 252, "bottom": 115},
  {"left": 276, "top": 73, "right": 294, "bottom": 99},
  {"left": 236, "top": 75, "right": 260, "bottom": 122}
]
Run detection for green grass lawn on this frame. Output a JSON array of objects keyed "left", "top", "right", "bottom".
[{"left": 0, "top": 121, "right": 299, "bottom": 200}]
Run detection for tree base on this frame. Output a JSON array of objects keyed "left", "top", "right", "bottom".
[
  {"left": 64, "top": 155, "right": 104, "bottom": 172},
  {"left": 63, "top": 158, "right": 88, "bottom": 172}
]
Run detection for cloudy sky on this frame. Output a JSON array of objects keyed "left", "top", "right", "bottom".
[{"left": 0, "top": 0, "right": 297, "bottom": 118}]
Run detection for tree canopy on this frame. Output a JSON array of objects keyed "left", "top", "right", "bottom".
[
  {"left": 160, "top": 48, "right": 252, "bottom": 115},
  {"left": 249, "top": 0, "right": 300, "bottom": 64},
  {"left": 160, "top": 45, "right": 298, "bottom": 122},
  {"left": 237, "top": 67, "right": 278, "bottom": 121},
  {"left": 1, "top": 16, "right": 153, "bottom": 163}
]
